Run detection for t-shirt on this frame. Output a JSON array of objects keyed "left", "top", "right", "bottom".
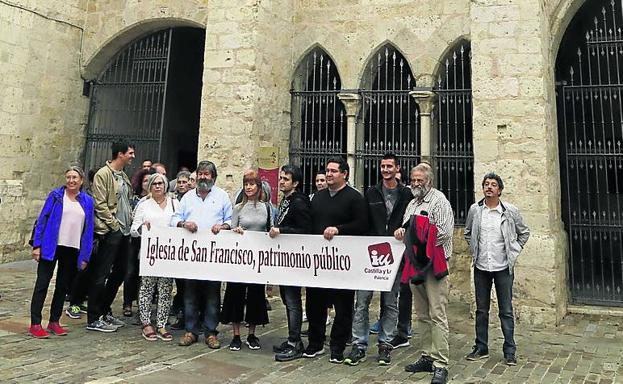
[
  {"left": 57, "top": 192, "right": 85, "bottom": 249},
  {"left": 114, "top": 170, "right": 132, "bottom": 236},
  {"left": 232, "top": 201, "right": 273, "bottom": 232},
  {"left": 382, "top": 185, "right": 398, "bottom": 221}
]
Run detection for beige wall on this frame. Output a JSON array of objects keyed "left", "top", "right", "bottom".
[
  {"left": 0, "top": 0, "right": 88, "bottom": 263},
  {"left": 0, "top": 0, "right": 595, "bottom": 324}
]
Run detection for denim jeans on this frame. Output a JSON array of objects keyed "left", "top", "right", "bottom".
[
  {"left": 351, "top": 273, "right": 400, "bottom": 349},
  {"left": 184, "top": 279, "right": 221, "bottom": 337},
  {"left": 279, "top": 285, "right": 302, "bottom": 343},
  {"left": 473, "top": 267, "right": 516, "bottom": 356}
]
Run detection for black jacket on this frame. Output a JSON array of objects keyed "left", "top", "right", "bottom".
[
  {"left": 365, "top": 182, "right": 413, "bottom": 236},
  {"left": 276, "top": 191, "right": 312, "bottom": 234}
]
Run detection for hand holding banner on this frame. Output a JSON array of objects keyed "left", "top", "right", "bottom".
[{"left": 140, "top": 226, "right": 405, "bottom": 291}]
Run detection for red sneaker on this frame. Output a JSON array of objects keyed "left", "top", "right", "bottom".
[
  {"left": 47, "top": 322, "right": 68, "bottom": 336},
  {"left": 29, "top": 324, "right": 49, "bottom": 339}
]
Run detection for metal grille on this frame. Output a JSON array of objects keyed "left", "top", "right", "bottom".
[
  {"left": 433, "top": 43, "right": 474, "bottom": 225},
  {"left": 84, "top": 29, "right": 172, "bottom": 175},
  {"left": 556, "top": 0, "right": 623, "bottom": 305},
  {"left": 357, "top": 45, "right": 419, "bottom": 190},
  {"left": 290, "top": 48, "right": 346, "bottom": 195}
]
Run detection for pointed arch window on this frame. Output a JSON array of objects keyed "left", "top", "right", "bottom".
[
  {"left": 433, "top": 42, "right": 474, "bottom": 225},
  {"left": 357, "top": 44, "right": 419, "bottom": 190},
  {"left": 289, "top": 47, "right": 346, "bottom": 195}
]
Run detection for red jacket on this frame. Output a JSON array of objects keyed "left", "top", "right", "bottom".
[{"left": 400, "top": 213, "right": 448, "bottom": 284}]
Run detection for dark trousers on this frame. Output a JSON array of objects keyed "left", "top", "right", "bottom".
[
  {"left": 397, "top": 282, "right": 413, "bottom": 338},
  {"left": 123, "top": 237, "right": 141, "bottom": 306},
  {"left": 474, "top": 267, "right": 516, "bottom": 355},
  {"left": 171, "top": 278, "right": 186, "bottom": 315},
  {"left": 220, "top": 282, "right": 268, "bottom": 325},
  {"left": 279, "top": 285, "right": 302, "bottom": 343},
  {"left": 306, "top": 287, "right": 354, "bottom": 353},
  {"left": 68, "top": 267, "right": 89, "bottom": 306},
  {"left": 30, "top": 246, "right": 78, "bottom": 325},
  {"left": 87, "top": 231, "right": 130, "bottom": 323},
  {"left": 184, "top": 279, "right": 221, "bottom": 337}
]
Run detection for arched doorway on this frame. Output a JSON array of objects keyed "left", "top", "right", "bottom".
[
  {"left": 83, "top": 27, "right": 205, "bottom": 176},
  {"left": 556, "top": 0, "right": 623, "bottom": 305}
]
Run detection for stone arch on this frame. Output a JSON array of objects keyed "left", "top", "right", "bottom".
[
  {"left": 550, "top": 0, "right": 589, "bottom": 59},
  {"left": 290, "top": 43, "right": 343, "bottom": 91},
  {"left": 431, "top": 35, "right": 471, "bottom": 82},
  {"left": 357, "top": 40, "right": 416, "bottom": 90},
  {"left": 82, "top": 18, "right": 205, "bottom": 80}
]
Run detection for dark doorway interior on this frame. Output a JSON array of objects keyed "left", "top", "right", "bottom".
[{"left": 161, "top": 28, "right": 205, "bottom": 174}]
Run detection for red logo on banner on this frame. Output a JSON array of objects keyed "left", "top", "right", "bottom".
[{"left": 368, "top": 242, "right": 394, "bottom": 267}]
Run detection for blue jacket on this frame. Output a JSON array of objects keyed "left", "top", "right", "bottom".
[{"left": 32, "top": 187, "right": 95, "bottom": 268}]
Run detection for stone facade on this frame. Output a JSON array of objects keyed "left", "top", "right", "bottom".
[{"left": 0, "top": 0, "right": 601, "bottom": 324}]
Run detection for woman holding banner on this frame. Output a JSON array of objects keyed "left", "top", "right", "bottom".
[
  {"left": 131, "top": 173, "right": 179, "bottom": 341},
  {"left": 221, "top": 171, "right": 271, "bottom": 351}
]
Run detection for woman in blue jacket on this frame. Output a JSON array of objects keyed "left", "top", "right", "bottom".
[{"left": 29, "top": 166, "right": 94, "bottom": 338}]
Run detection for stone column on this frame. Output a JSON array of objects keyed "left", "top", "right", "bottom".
[
  {"left": 409, "top": 90, "right": 437, "bottom": 164},
  {"left": 337, "top": 93, "right": 361, "bottom": 182}
]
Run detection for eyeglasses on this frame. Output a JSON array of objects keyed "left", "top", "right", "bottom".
[{"left": 152, "top": 182, "right": 165, "bottom": 186}]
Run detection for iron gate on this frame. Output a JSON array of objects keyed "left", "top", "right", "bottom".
[
  {"left": 433, "top": 43, "right": 474, "bottom": 226},
  {"left": 357, "top": 45, "right": 420, "bottom": 190},
  {"left": 84, "top": 29, "right": 172, "bottom": 175},
  {"left": 556, "top": 0, "right": 623, "bottom": 305},
  {"left": 289, "top": 48, "right": 346, "bottom": 195}
]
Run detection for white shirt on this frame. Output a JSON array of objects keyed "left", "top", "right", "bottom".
[
  {"left": 131, "top": 196, "right": 180, "bottom": 237},
  {"left": 475, "top": 203, "right": 507, "bottom": 272},
  {"left": 57, "top": 192, "right": 85, "bottom": 249}
]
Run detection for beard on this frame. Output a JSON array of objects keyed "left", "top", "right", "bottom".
[
  {"left": 196, "top": 179, "right": 214, "bottom": 192},
  {"left": 412, "top": 184, "right": 431, "bottom": 200}
]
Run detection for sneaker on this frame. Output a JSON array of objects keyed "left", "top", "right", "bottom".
[
  {"left": 78, "top": 304, "right": 88, "bottom": 314},
  {"left": 178, "top": 332, "right": 197, "bottom": 346},
  {"left": 246, "top": 334, "right": 261, "bottom": 350},
  {"left": 28, "top": 324, "right": 49, "bottom": 338},
  {"left": 275, "top": 342, "right": 304, "bottom": 362},
  {"left": 369, "top": 320, "right": 380, "bottom": 334},
  {"left": 343, "top": 346, "right": 366, "bottom": 366},
  {"left": 273, "top": 340, "right": 291, "bottom": 353},
  {"left": 329, "top": 350, "right": 345, "bottom": 364},
  {"left": 504, "top": 354, "right": 517, "bottom": 366},
  {"left": 465, "top": 346, "right": 489, "bottom": 361},
  {"left": 389, "top": 335, "right": 410, "bottom": 349},
  {"left": 302, "top": 344, "right": 325, "bottom": 358},
  {"left": 65, "top": 305, "right": 81, "bottom": 319},
  {"left": 377, "top": 345, "right": 391, "bottom": 366},
  {"left": 229, "top": 335, "right": 242, "bottom": 351},
  {"left": 404, "top": 355, "right": 434, "bottom": 373},
  {"left": 206, "top": 334, "right": 221, "bottom": 349},
  {"left": 86, "top": 318, "right": 117, "bottom": 333},
  {"left": 47, "top": 322, "right": 68, "bottom": 336},
  {"left": 431, "top": 366, "right": 449, "bottom": 384},
  {"left": 170, "top": 318, "right": 185, "bottom": 330},
  {"left": 103, "top": 314, "right": 125, "bottom": 328}
]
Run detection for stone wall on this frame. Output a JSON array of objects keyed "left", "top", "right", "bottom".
[{"left": 0, "top": 0, "right": 87, "bottom": 263}]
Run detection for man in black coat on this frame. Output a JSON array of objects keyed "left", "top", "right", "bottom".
[{"left": 270, "top": 165, "right": 312, "bottom": 361}]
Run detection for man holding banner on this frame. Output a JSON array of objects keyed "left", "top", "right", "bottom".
[
  {"left": 304, "top": 157, "right": 368, "bottom": 364},
  {"left": 270, "top": 165, "right": 311, "bottom": 362},
  {"left": 171, "top": 160, "right": 232, "bottom": 349},
  {"left": 345, "top": 153, "right": 413, "bottom": 367},
  {"left": 395, "top": 162, "right": 454, "bottom": 384}
]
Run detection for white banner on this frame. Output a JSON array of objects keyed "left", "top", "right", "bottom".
[{"left": 139, "top": 226, "right": 405, "bottom": 291}]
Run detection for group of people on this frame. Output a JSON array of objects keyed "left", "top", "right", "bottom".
[{"left": 29, "top": 141, "right": 530, "bottom": 384}]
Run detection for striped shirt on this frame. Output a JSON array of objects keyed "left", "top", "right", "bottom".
[{"left": 402, "top": 188, "right": 455, "bottom": 258}]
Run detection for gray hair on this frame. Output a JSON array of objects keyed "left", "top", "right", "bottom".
[
  {"left": 196, "top": 160, "right": 218, "bottom": 180},
  {"left": 176, "top": 170, "right": 191, "bottom": 180},
  {"left": 411, "top": 162, "right": 434, "bottom": 186},
  {"left": 147, "top": 173, "right": 169, "bottom": 193},
  {"left": 65, "top": 165, "right": 85, "bottom": 180}
]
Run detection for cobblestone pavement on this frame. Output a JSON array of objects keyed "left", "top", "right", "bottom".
[{"left": 0, "top": 260, "right": 621, "bottom": 384}]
